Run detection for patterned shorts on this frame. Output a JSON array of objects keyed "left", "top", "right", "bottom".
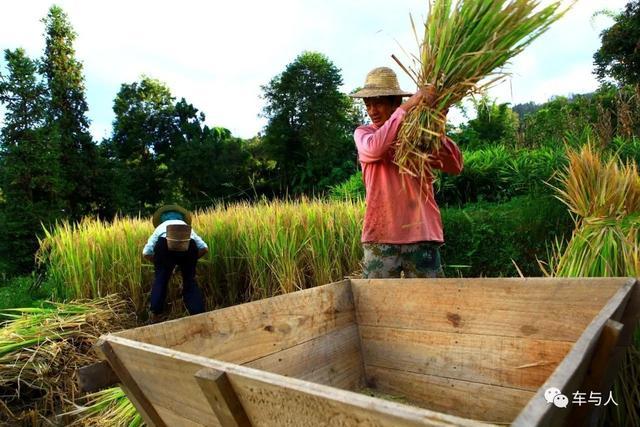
[{"left": 362, "top": 242, "right": 444, "bottom": 279}]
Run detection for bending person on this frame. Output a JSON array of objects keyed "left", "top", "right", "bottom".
[{"left": 142, "top": 204, "right": 207, "bottom": 322}]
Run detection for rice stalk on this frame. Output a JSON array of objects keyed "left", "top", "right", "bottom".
[
  {"left": 395, "top": 0, "right": 574, "bottom": 178},
  {"left": 38, "top": 199, "right": 365, "bottom": 311},
  {"left": 548, "top": 142, "right": 640, "bottom": 426},
  {"left": 0, "top": 295, "right": 136, "bottom": 424},
  {"left": 67, "top": 387, "right": 142, "bottom": 427}
]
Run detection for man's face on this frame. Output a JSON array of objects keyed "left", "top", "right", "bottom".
[{"left": 364, "top": 96, "right": 398, "bottom": 127}]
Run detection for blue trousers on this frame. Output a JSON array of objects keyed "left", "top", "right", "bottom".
[{"left": 150, "top": 237, "right": 205, "bottom": 315}]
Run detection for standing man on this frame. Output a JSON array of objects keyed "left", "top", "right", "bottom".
[
  {"left": 350, "top": 67, "right": 463, "bottom": 278},
  {"left": 143, "top": 204, "right": 207, "bottom": 322}
]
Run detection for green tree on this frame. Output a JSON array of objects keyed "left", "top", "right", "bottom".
[
  {"left": 40, "top": 5, "right": 101, "bottom": 220},
  {"left": 456, "top": 96, "right": 519, "bottom": 148},
  {"left": 518, "top": 90, "right": 621, "bottom": 147},
  {"left": 105, "top": 76, "right": 253, "bottom": 213},
  {"left": 594, "top": 0, "right": 640, "bottom": 86},
  {"left": 261, "top": 51, "right": 359, "bottom": 195},
  {"left": 170, "top": 99, "right": 253, "bottom": 206},
  {"left": 105, "top": 76, "right": 177, "bottom": 214},
  {"left": 0, "top": 49, "right": 63, "bottom": 272},
  {"left": 512, "top": 101, "right": 541, "bottom": 121},
  {"left": 173, "top": 121, "right": 253, "bottom": 207}
]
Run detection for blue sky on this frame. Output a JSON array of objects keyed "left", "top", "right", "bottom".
[{"left": 0, "top": 0, "right": 629, "bottom": 139}]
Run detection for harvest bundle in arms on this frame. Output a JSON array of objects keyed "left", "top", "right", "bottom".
[{"left": 394, "top": 0, "right": 574, "bottom": 178}]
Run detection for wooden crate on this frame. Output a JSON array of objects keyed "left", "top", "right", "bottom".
[{"left": 87, "top": 278, "right": 639, "bottom": 426}]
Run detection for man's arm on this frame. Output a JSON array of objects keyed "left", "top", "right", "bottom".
[
  {"left": 191, "top": 230, "right": 209, "bottom": 259},
  {"left": 354, "top": 110, "right": 407, "bottom": 162},
  {"left": 142, "top": 228, "right": 159, "bottom": 262},
  {"left": 400, "top": 85, "right": 436, "bottom": 113},
  {"left": 430, "top": 136, "right": 463, "bottom": 175},
  {"left": 355, "top": 87, "right": 437, "bottom": 163}
]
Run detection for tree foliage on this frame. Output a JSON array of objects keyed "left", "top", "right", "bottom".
[
  {"left": 104, "top": 76, "right": 253, "bottom": 214},
  {"left": 40, "top": 5, "right": 101, "bottom": 219},
  {"left": 594, "top": 0, "right": 640, "bottom": 86},
  {"left": 453, "top": 96, "right": 519, "bottom": 148},
  {"left": 105, "top": 76, "right": 176, "bottom": 213},
  {"left": 0, "top": 49, "right": 62, "bottom": 272},
  {"left": 261, "top": 51, "right": 359, "bottom": 194}
]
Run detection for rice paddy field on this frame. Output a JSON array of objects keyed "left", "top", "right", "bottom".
[
  {"left": 0, "top": 146, "right": 637, "bottom": 425},
  {"left": 38, "top": 199, "right": 364, "bottom": 315},
  {"left": 2, "top": 0, "right": 639, "bottom": 423},
  {"left": 1, "top": 143, "right": 635, "bottom": 425}
]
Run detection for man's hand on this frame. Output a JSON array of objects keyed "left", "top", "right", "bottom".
[
  {"left": 143, "top": 254, "right": 154, "bottom": 262},
  {"left": 400, "top": 84, "right": 437, "bottom": 113},
  {"left": 197, "top": 248, "right": 209, "bottom": 259}
]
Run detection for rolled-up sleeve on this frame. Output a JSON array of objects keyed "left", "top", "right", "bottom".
[
  {"left": 190, "top": 231, "right": 208, "bottom": 251},
  {"left": 142, "top": 230, "right": 160, "bottom": 256},
  {"left": 354, "top": 108, "right": 406, "bottom": 163},
  {"left": 435, "top": 136, "right": 463, "bottom": 175}
]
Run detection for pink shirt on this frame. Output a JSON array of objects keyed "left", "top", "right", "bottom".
[{"left": 354, "top": 107, "right": 463, "bottom": 244}]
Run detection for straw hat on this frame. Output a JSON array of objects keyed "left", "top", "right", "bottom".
[
  {"left": 350, "top": 67, "right": 413, "bottom": 98},
  {"left": 152, "top": 204, "right": 192, "bottom": 227}
]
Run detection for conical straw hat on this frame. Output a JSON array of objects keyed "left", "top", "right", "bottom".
[{"left": 350, "top": 67, "right": 413, "bottom": 98}]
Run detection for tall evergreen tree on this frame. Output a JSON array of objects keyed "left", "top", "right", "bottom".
[
  {"left": 261, "top": 52, "right": 359, "bottom": 195},
  {"left": 40, "top": 5, "right": 99, "bottom": 220},
  {"left": 0, "top": 49, "right": 63, "bottom": 272}
]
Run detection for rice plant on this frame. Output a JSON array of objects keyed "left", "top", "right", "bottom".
[
  {"left": 548, "top": 143, "right": 640, "bottom": 426},
  {"left": 395, "top": 0, "right": 573, "bottom": 179},
  {"left": 0, "top": 295, "right": 135, "bottom": 424},
  {"left": 67, "top": 387, "right": 142, "bottom": 427},
  {"left": 38, "top": 199, "right": 365, "bottom": 313}
]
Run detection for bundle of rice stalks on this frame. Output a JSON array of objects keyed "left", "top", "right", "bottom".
[
  {"left": 0, "top": 295, "right": 136, "bottom": 424},
  {"left": 549, "top": 143, "right": 640, "bottom": 276},
  {"left": 67, "top": 387, "right": 142, "bottom": 427},
  {"left": 547, "top": 143, "right": 640, "bottom": 426},
  {"left": 394, "top": 0, "right": 573, "bottom": 178}
]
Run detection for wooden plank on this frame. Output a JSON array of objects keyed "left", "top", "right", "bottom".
[
  {"left": 616, "top": 279, "right": 640, "bottom": 347},
  {"left": 104, "top": 337, "right": 223, "bottom": 426},
  {"left": 116, "top": 279, "right": 355, "bottom": 364},
  {"left": 103, "top": 335, "right": 488, "bottom": 427},
  {"left": 154, "top": 406, "right": 206, "bottom": 427},
  {"left": 77, "top": 360, "right": 119, "bottom": 393},
  {"left": 588, "top": 280, "right": 639, "bottom": 426},
  {"left": 365, "top": 364, "right": 534, "bottom": 424},
  {"left": 566, "top": 319, "right": 622, "bottom": 427},
  {"left": 195, "top": 368, "right": 251, "bottom": 427},
  {"left": 246, "top": 324, "right": 364, "bottom": 390},
  {"left": 95, "top": 338, "right": 168, "bottom": 427},
  {"left": 351, "top": 278, "right": 624, "bottom": 341},
  {"left": 360, "top": 325, "right": 572, "bottom": 391},
  {"left": 512, "top": 278, "right": 635, "bottom": 427},
  {"left": 226, "top": 366, "right": 492, "bottom": 427}
]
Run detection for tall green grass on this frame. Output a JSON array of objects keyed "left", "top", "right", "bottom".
[
  {"left": 38, "top": 199, "right": 364, "bottom": 312},
  {"left": 331, "top": 145, "right": 570, "bottom": 205}
]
